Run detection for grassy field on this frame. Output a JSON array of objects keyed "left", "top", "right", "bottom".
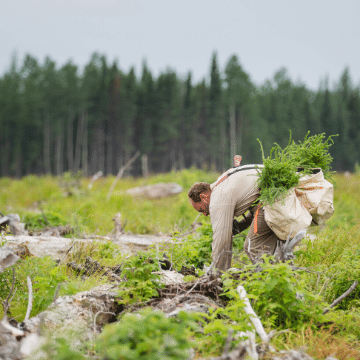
[
  {"left": 0, "top": 169, "right": 219, "bottom": 236},
  {"left": 1, "top": 170, "right": 360, "bottom": 359}
]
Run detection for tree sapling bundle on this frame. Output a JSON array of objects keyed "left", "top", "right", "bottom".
[{"left": 256, "top": 132, "right": 337, "bottom": 206}]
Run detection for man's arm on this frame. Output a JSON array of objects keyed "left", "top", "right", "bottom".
[{"left": 232, "top": 212, "right": 253, "bottom": 235}]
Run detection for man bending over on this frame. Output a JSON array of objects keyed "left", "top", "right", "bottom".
[{"left": 188, "top": 164, "right": 280, "bottom": 271}]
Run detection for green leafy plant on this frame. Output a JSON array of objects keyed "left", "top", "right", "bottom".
[
  {"left": 23, "top": 211, "right": 68, "bottom": 230},
  {"left": 33, "top": 264, "right": 68, "bottom": 313},
  {"left": 160, "top": 222, "right": 245, "bottom": 271},
  {"left": 256, "top": 139, "right": 301, "bottom": 206},
  {"left": 221, "top": 256, "right": 324, "bottom": 330},
  {"left": 118, "top": 252, "right": 164, "bottom": 304},
  {"left": 96, "top": 307, "right": 198, "bottom": 360},
  {"left": 200, "top": 301, "right": 252, "bottom": 352},
  {"left": 38, "top": 337, "right": 87, "bottom": 360},
  {"left": 324, "top": 246, "right": 360, "bottom": 310}
]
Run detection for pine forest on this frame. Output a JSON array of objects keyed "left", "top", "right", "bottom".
[{"left": 1, "top": 52, "right": 359, "bottom": 177}]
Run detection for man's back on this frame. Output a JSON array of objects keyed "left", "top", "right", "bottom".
[{"left": 209, "top": 166, "right": 261, "bottom": 270}]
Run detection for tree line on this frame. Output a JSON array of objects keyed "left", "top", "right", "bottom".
[{"left": 0, "top": 52, "right": 359, "bottom": 178}]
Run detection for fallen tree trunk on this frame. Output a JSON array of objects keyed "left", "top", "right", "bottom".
[
  {"left": 4, "top": 233, "right": 171, "bottom": 260},
  {"left": 19, "top": 284, "right": 122, "bottom": 357}
]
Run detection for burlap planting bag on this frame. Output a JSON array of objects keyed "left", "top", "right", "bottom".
[
  {"left": 264, "top": 169, "right": 334, "bottom": 240},
  {"left": 295, "top": 169, "right": 334, "bottom": 224},
  {"left": 264, "top": 190, "right": 312, "bottom": 240}
]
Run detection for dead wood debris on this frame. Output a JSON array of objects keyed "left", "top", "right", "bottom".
[
  {"left": 0, "top": 248, "right": 20, "bottom": 273},
  {"left": 157, "top": 275, "right": 223, "bottom": 304},
  {"left": 0, "top": 214, "right": 27, "bottom": 236},
  {"left": 198, "top": 344, "right": 337, "bottom": 360},
  {"left": 67, "top": 256, "right": 122, "bottom": 282},
  {"left": 323, "top": 280, "right": 358, "bottom": 315},
  {"left": 28, "top": 224, "right": 74, "bottom": 237}
]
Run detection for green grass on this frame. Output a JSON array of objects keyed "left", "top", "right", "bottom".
[
  {"left": 0, "top": 168, "right": 218, "bottom": 235},
  {"left": 1, "top": 170, "right": 360, "bottom": 359}
]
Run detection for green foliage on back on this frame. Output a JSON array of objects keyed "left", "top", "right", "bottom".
[
  {"left": 256, "top": 132, "right": 337, "bottom": 205},
  {"left": 286, "top": 133, "right": 337, "bottom": 177},
  {"left": 256, "top": 140, "right": 300, "bottom": 205}
]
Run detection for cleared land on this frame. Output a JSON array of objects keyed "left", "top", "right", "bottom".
[{"left": 1, "top": 170, "right": 360, "bottom": 359}]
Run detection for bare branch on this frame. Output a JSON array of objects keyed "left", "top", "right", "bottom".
[
  {"left": 24, "top": 276, "right": 33, "bottom": 322},
  {"left": 58, "top": 239, "right": 78, "bottom": 265},
  {"left": 222, "top": 328, "right": 234, "bottom": 355},
  {"left": 323, "top": 280, "right": 358, "bottom": 315},
  {"left": 281, "top": 229, "right": 307, "bottom": 261},
  {"left": 53, "top": 283, "right": 63, "bottom": 303},
  {"left": 107, "top": 151, "right": 141, "bottom": 201},
  {"left": 237, "top": 285, "right": 269, "bottom": 343},
  {"left": 2, "top": 268, "right": 16, "bottom": 318},
  {"left": 88, "top": 171, "right": 103, "bottom": 190},
  {"left": 93, "top": 311, "right": 116, "bottom": 335}
]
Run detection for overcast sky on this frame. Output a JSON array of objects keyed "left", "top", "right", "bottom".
[{"left": 1, "top": 0, "right": 359, "bottom": 90}]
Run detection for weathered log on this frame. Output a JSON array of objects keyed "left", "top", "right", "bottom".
[
  {"left": 0, "top": 321, "right": 23, "bottom": 360},
  {"left": 19, "top": 284, "right": 122, "bottom": 357},
  {"left": 154, "top": 293, "right": 220, "bottom": 318},
  {"left": 0, "top": 214, "right": 27, "bottom": 236},
  {"left": 152, "top": 270, "right": 184, "bottom": 285},
  {"left": 4, "top": 233, "right": 171, "bottom": 260},
  {"left": 274, "top": 229, "right": 307, "bottom": 262},
  {"left": 125, "top": 182, "right": 183, "bottom": 199},
  {"left": 0, "top": 248, "right": 20, "bottom": 273}
]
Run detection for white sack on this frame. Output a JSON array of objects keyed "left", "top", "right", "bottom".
[
  {"left": 264, "top": 190, "right": 312, "bottom": 240},
  {"left": 264, "top": 169, "right": 334, "bottom": 240},
  {"left": 295, "top": 170, "right": 334, "bottom": 224}
]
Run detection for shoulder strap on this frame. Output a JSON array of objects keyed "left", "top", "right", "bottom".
[{"left": 214, "top": 165, "right": 261, "bottom": 187}]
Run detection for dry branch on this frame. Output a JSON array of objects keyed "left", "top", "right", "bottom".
[
  {"left": 237, "top": 285, "right": 269, "bottom": 343},
  {"left": 323, "top": 280, "right": 358, "bottom": 315},
  {"left": 2, "top": 268, "right": 16, "bottom": 317},
  {"left": 107, "top": 150, "right": 141, "bottom": 201},
  {"left": 113, "top": 213, "right": 125, "bottom": 238},
  {"left": 88, "top": 170, "right": 103, "bottom": 190},
  {"left": 24, "top": 276, "right": 33, "bottom": 322}
]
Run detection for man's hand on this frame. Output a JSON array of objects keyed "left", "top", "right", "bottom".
[{"left": 232, "top": 213, "right": 253, "bottom": 235}]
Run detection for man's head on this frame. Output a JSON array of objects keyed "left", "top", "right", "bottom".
[{"left": 188, "top": 182, "right": 211, "bottom": 216}]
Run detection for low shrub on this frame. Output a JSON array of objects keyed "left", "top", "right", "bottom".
[
  {"left": 96, "top": 308, "right": 198, "bottom": 360},
  {"left": 221, "top": 256, "right": 325, "bottom": 330},
  {"left": 324, "top": 246, "right": 360, "bottom": 309},
  {"left": 118, "top": 252, "right": 164, "bottom": 305},
  {"left": 23, "top": 211, "right": 68, "bottom": 230}
]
